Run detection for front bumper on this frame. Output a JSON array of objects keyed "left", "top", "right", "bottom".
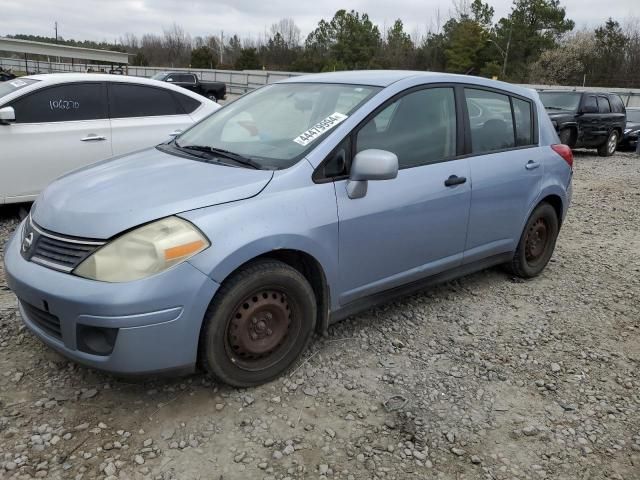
[
  {"left": 4, "top": 222, "right": 219, "bottom": 375},
  {"left": 620, "top": 134, "right": 638, "bottom": 149}
]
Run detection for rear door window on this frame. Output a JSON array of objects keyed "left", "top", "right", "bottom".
[
  {"left": 109, "top": 84, "right": 183, "bottom": 118},
  {"left": 597, "top": 96, "right": 611, "bottom": 113},
  {"left": 9, "top": 83, "right": 107, "bottom": 123},
  {"left": 582, "top": 96, "right": 598, "bottom": 112},
  {"left": 465, "top": 88, "right": 515, "bottom": 153}
]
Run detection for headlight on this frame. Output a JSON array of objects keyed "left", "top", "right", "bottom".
[{"left": 74, "top": 216, "right": 209, "bottom": 282}]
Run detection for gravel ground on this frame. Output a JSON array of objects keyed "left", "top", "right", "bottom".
[{"left": 1, "top": 151, "right": 638, "bottom": 480}]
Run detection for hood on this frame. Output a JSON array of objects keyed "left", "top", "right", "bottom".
[{"left": 33, "top": 147, "right": 274, "bottom": 239}]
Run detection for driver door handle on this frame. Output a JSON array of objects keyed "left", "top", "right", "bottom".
[
  {"left": 444, "top": 175, "right": 467, "bottom": 187},
  {"left": 525, "top": 160, "right": 541, "bottom": 170},
  {"left": 81, "top": 134, "right": 107, "bottom": 142}
]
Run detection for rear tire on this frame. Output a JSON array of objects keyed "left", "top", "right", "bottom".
[
  {"left": 598, "top": 130, "right": 618, "bottom": 157},
  {"left": 508, "top": 203, "right": 559, "bottom": 279},
  {"left": 199, "top": 259, "right": 316, "bottom": 387}
]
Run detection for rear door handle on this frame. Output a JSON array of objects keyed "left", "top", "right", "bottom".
[
  {"left": 81, "top": 134, "right": 107, "bottom": 142},
  {"left": 525, "top": 160, "right": 540, "bottom": 170},
  {"left": 444, "top": 175, "right": 467, "bottom": 187}
]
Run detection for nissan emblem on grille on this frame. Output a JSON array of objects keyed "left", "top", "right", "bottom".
[{"left": 22, "top": 232, "right": 34, "bottom": 253}]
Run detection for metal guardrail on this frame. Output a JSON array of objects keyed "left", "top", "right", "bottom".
[
  {"left": 0, "top": 57, "right": 302, "bottom": 95},
  {"left": 2, "top": 56, "right": 640, "bottom": 106}
]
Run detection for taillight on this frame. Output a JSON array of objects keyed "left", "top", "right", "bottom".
[{"left": 551, "top": 144, "right": 573, "bottom": 169}]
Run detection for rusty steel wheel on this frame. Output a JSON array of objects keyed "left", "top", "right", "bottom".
[
  {"left": 200, "top": 259, "right": 316, "bottom": 387},
  {"left": 225, "top": 290, "right": 293, "bottom": 369},
  {"left": 524, "top": 218, "right": 549, "bottom": 265},
  {"left": 508, "top": 202, "right": 559, "bottom": 279}
]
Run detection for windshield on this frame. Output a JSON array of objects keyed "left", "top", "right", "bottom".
[
  {"left": 151, "top": 72, "right": 168, "bottom": 80},
  {"left": 0, "top": 78, "right": 39, "bottom": 100},
  {"left": 175, "top": 83, "right": 381, "bottom": 169},
  {"left": 627, "top": 110, "right": 640, "bottom": 123},
  {"left": 539, "top": 92, "right": 581, "bottom": 111}
]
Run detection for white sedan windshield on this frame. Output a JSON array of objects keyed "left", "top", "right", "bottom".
[{"left": 176, "top": 83, "right": 380, "bottom": 169}]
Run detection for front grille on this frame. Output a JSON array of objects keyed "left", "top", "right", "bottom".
[
  {"left": 22, "top": 217, "right": 105, "bottom": 273},
  {"left": 21, "top": 301, "right": 62, "bottom": 339},
  {"left": 33, "top": 235, "right": 98, "bottom": 271}
]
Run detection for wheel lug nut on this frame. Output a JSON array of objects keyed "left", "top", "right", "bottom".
[
  {"left": 266, "top": 312, "right": 273, "bottom": 320},
  {"left": 250, "top": 332, "right": 258, "bottom": 340},
  {"left": 252, "top": 317, "right": 258, "bottom": 324},
  {"left": 267, "top": 329, "right": 273, "bottom": 336}
]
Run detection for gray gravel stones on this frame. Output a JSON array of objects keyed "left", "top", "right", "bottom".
[{"left": 0, "top": 152, "right": 639, "bottom": 479}]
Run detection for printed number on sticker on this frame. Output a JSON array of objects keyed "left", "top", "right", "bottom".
[{"left": 294, "top": 112, "right": 348, "bottom": 147}]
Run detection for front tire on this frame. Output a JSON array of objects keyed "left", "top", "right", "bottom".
[
  {"left": 199, "top": 259, "right": 316, "bottom": 387},
  {"left": 598, "top": 130, "right": 618, "bottom": 157},
  {"left": 508, "top": 203, "right": 559, "bottom": 279}
]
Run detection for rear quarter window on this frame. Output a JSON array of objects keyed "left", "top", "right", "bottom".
[{"left": 173, "top": 92, "right": 202, "bottom": 114}]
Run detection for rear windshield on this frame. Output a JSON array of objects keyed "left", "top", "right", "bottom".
[
  {"left": 539, "top": 92, "right": 581, "bottom": 111},
  {"left": 0, "top": 78, "right": 39, "bottom": 100}
]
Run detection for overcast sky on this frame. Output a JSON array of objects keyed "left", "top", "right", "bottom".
[{"left": 2, "top": 0, "right": 639, "bottom": 44}]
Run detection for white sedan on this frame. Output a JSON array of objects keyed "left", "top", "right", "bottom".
[{"left": 0, "top": 73, "right": 220, "bottom": 205}]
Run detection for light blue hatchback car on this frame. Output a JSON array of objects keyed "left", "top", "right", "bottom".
[{"left": 4, "top": 71, "right": 573, "bottom": 386}]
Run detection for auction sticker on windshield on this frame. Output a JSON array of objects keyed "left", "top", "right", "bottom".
[
  {"left": 294, "top": 112, "right": 348, "bottom": 146},
  {"left": 10, "top": 80, "right": 28, "bottom": 88}
]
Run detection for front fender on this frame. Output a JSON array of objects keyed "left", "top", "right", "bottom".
[{"left": 180, "top": 167, "right": 339, "bottom": 308}]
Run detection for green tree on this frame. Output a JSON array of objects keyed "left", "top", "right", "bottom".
[
  {"left": 235, "top": 47, "right": 261, "bottom": 70},
  {"left": 492, "top": 0, "right": 575, "bottom": 81},
  {"left": 305, "top": 10, "right": 382, "bottom": 71},
  {"left": 190, "top": 46, "right": 217, "bottom": 69},
  {"left": 444, "top": 18, "right": 489, "bottom": 74},
  {"left": 380, "top": 20, "right": 414, "bottom": 68},
  {"left": 131, "top": 52, "right": 149, "bottom": 66},
  {"left": 590, "top": 19, "right": 628, "bottom": 85},
  {"left": 440, "top": 1, "right": 495, "bottom": 74}
]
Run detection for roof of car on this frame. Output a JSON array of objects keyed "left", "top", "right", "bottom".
[
  {"left": 279, "top": 70, "right": 536, "bottom": 97},
  {"left": 20, "top": 73, "right": 210, "bottom": 100},
  {"left": 539, "top": 90, "right": 618, "bottom": 96},
  {"left": 26, "top": 72, "right": 170, "bottom": 85}
]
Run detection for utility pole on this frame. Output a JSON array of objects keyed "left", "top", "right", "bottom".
[
  {"left": 220, "top": 30, "right": 224, "bottom": 65},
  {"left": 54, "top": 22, "right": 58, "bottom": 42}
]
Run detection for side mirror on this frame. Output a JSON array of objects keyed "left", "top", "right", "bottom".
[
  {"left": 580, "top": 104, "right": 598, "bottom": 114},
  {"left": 0, "top": 106, "right": 15, "bottom": 124},
  {"left": 347, "top": 149, "right": 398, "bottom": 199}
]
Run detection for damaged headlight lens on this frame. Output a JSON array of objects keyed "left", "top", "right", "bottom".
[{"left": 74, "top": 216, "right": 209, "bottom": 282}]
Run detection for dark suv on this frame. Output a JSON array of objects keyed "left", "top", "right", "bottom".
[{"left": 539, "top": 91, "right": 626, "bottom": 156}]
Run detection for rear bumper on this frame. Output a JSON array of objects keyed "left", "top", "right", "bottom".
[{"left": 4, "top": 222, "right": 219, "bottom": 375}]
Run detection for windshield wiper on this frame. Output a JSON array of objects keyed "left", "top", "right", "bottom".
[
  {"left": 207, "top": 147, "right": 262, "bottom": 170},
  {"left": 176, "top": 143, "right": 261, "bottom": 170}
]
